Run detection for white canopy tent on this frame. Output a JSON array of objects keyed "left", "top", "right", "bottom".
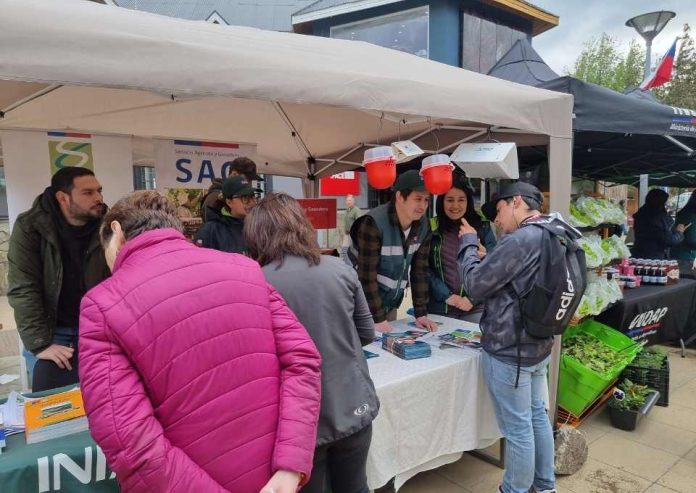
[
  {"left": 0, "top": 0, "right": 572, "bottom": 414},
  {"left": 0, "top": 0, "right": 572, "bottom": 196}
]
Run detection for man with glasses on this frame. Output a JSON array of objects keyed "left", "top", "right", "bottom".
[{"left": 194, "top": 175, "right": 260, "bottom": 254}]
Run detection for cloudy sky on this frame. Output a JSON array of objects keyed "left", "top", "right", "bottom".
[{"left": 531, "top": 1, "right": 696, "bottom": 75}]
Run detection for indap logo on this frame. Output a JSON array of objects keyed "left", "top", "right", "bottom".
[{"left": 628, "top": 307, "right": 669, "bottom": 330}]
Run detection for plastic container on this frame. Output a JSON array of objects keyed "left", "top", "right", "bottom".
[
  {"left": 363, "top": 146, "right": 396, "bottom": 189},
  {"left": 609, "top": 390, "right": 660, "bottom": 431},
  {"left": 420, "top": 154, "right": 454, "bottom": 195},
  {"left": 622, "top": 356, "right": 670, "bottom": 406},
  {"left": 558, "top": 320, "right": 641, "bottom": 416}
]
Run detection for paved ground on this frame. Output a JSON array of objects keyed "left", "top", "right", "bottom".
[{"left": 1, "top": 296, "right": 695, "bottom": 493}]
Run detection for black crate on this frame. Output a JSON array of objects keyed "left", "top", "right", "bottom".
[{"left": 621, "top": 359, "right": 669, "bottom": 407}]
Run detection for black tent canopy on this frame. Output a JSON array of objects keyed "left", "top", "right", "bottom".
[{"left": 489, "top": 40, "right": 696, "bottom": 186}]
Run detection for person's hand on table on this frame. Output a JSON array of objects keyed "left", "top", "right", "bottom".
[
  {"left": 36, "top": 344, "right": 74, "bottom": 370},
  {"left": 414, "top": 316, "right": 438, "bottom": 332},
  {"left": 375, "top": 320, "right": 393, "bottom": 333},
  {"left": 459, "top": 218, "right": 477, "bottom": 237},
  {"left": 259, "top": 470, "right": 302, "bottom": 493}
]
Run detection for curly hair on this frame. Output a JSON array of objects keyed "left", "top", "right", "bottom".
[
  {"left": 100, "top": 190, "right": 183, "bottom": 245},
  {"left": 244, "top": 193, "right": 321, "bottom": 268}
]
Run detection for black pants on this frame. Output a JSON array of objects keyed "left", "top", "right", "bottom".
[
  {"left": 32, "top": 327, "right": 80, "bottom": 392},
  {"left": 302, "top": 424, "right": 372, "bottom": 493}
]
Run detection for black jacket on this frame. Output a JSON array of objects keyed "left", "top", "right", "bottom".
[
  {"left": 193, "top": 207, "right": 247, "bottom": 254},
  {"left": 457, "top": 218, "right": 555, "bottom": 367},
  {"left": 632, "top": 205, "right": 683, "bottom": 259}
]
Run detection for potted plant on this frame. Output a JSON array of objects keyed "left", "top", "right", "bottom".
[{"left": 608, "top": 379, "right": 660, "bottom": 431}]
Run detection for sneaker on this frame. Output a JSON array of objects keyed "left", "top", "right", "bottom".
[{"left": 532, "top": 489, "right": 557, "bottom": 493}]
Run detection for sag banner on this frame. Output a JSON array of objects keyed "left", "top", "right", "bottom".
[{"left": 154, "top": 139, "right": 257, "bottom": 190}]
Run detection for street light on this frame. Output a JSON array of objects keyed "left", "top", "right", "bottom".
[
  {"left": 626, "top": 11, "right": 676, "bottom": 77},
  {"left": 626, "top": 11, "right": 676, "bottom": 207}
]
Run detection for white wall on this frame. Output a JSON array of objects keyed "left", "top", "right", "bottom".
[{"left": 0, "top": 130, "right": 133, "bottom": 226}]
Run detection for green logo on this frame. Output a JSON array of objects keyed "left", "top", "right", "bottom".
[{"left": 48, "top": 140, "right": 94, "bottom": 174}]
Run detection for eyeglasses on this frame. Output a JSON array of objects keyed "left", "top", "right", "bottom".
[{"left": 231, "top": 194, "right": 259, "bottom": 205}]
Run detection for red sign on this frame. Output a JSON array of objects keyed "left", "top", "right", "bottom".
[
  {"left": 320, "top": 171, "right": 361, "bottom": 196},
  {"left": 297, "top": 199, "right": 337, "bottom": 230}
]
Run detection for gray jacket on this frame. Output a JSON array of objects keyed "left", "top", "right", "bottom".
[
  {"left": 262, "top": 255, "right": 379, "bottom": 446},
  {"left": 457, "top": 223, "right": 553, "bottom": 367}
]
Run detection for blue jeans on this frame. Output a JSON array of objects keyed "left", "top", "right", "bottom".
[{"left": 481, "top": 352, "right": 555, "bottom": 493}]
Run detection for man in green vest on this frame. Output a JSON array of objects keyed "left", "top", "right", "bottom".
[{"left": 350, "top": 170, "right": 438, "bottom": 333}]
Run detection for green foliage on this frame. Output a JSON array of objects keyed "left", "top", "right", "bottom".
[
  {"left": 609, "top": 379, "right": 651, "bottom": 411},
  {"left": 654, "top": 24, "right": 696, "bottom": 109},
  {"left": 570, "top": 34, "right": 645, "bottom": 92},
  {"left": 563, "top": 333, "right": 626, "bottom": 375},
  {"left": 632, "top": 347, "right": 668, "bottom": 370}
]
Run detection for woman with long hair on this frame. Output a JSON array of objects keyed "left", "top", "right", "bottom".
[
  {"left": 79, "top": 190, "right": 321, "bottom": 493},
  {"left": 428, "top": 175, "right": 496, "bottom": 319},
  {"left": 670, "top": 191, "right": 696, "bottom": 276},
  {"left": 244, "top": 193, "right": 378, "bottom": 493},
  {"left": 632, "top": 188, "right": 686, "bottom": 259}
]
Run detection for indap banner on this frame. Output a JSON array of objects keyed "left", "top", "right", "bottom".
[
  {"left": 320, "top": 171, "right": 360, "bottom": 196},
  {"left": 154, "top": 139, "right": 257, "bottom": 189},
  {"left": 47, "top": 132, "right": 95, "bottom": 174},
  {"left": 297, "top": 198, "right": 337, "bottom": 230}
]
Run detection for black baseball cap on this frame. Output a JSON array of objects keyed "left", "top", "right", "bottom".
[
  {"left": 393, "top": 170, "right": 426, "bottom": 192},
  {"left": 481, "top": 182, "right": 544, "bottom": 221},
  {"left": 222, "top": 176, "right": 259, "bottom": 199}
]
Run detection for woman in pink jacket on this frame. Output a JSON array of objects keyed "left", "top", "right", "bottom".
[{"left": 78, "top": 190, "right": 321, "bottom": 493}]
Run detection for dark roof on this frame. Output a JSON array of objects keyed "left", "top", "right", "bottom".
[
  {"left": 487, "top": 38, "right": 559, "bottom": 85},
  {"left": 113, "top": 0, "right": 315, "bottom": 31}
]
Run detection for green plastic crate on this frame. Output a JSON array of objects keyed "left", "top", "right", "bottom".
[{"left": 558, "top": 320, "right": 641, "bottom": 416}]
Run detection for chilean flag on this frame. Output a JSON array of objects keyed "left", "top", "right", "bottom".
[{"left": 640, "top": 39, "right": 678, "bottom": 90}]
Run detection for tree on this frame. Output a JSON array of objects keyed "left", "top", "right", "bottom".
[
  {"left": 569, "top": 34, "right": 645, "bottom": 92},
  {"left": 654, "top": 24, "right": 696, "bottom": 109}
]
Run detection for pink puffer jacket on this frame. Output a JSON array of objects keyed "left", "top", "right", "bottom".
[{"left": 78, "top": 229, "right": 321, "bottom": 493}]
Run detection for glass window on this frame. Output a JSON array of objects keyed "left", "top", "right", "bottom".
[
  {"left": 331, "top": 7, "right": 429, "bottom": 59},
  {"left": 133, "top": 166, "right": 156, "bottom": 190},
  {"left": 462, "top": 12, "right": 528, "bottom": 73}
]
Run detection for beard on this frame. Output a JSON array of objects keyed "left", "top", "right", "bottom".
[{"left": 69, "top": 200, "right": 105, "bottom": 223}]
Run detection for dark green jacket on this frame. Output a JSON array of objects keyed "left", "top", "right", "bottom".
[
  {"left": 8, "top": 193, "right": 109, "bottom": 353},
  {"left": 671, "top": 210, "right": 696, "bottom": 261}
]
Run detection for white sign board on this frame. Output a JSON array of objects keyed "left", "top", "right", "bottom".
[
  {"left": 154, "top": 139, "right": 257, "bottom": 190},
  {"left": 0, "top": 130, "right": 133, "bottom": 225}
]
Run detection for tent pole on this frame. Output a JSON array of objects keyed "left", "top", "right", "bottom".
[
  {"left": 547, "top": 136, "right": 572, "bottom": 426},
  {"left": 639, "top": 174, "right": 649, "bottom": 206}
]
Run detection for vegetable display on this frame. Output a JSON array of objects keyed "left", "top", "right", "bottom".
[
  {"left": 563, "top": 333, "right": 626, "bottom": 375},
  {"left": 568, "top": 196, "right": 627, "bottom": 228},
  {"left": 574, "top": 273, "right": 623, "bottom": 319}
]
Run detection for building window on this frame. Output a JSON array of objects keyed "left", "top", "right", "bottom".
[
  {"left": 462, "top": 12, "right": 528, "bottom": 73},
  {"left": 331, "top": 7, "right": 429, "bottom": 58},
  {"left": 133, "top": 166, "right": 156, "bottom": 190}
]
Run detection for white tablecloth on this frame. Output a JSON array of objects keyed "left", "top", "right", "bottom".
[{"left": 366, "top": 315, "right": 502, "bottom": 490}]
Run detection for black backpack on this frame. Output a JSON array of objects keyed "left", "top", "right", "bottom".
[{"left": 518, "top": 217, "right": 587, "bottom": 338}]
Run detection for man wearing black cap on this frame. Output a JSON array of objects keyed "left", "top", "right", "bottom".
[
  {"left": 349, "top": 170, "right": 438, "bottom": 333},
  {"left": 457, "top": 182, "right": 558, "bottom": 493},
  {"left": 194, "top": 175, "right": 260, "bottom": 254},
  {"left": 200, "top": 157, "right": 263, "bottom": 223}
]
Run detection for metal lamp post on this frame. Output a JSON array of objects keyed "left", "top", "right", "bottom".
[
  {"left": 626, "top": 11, "right": 676, "bottom": 78},
  {"left": 626, "top": 11, "right": 676, "bottom": 205}
]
